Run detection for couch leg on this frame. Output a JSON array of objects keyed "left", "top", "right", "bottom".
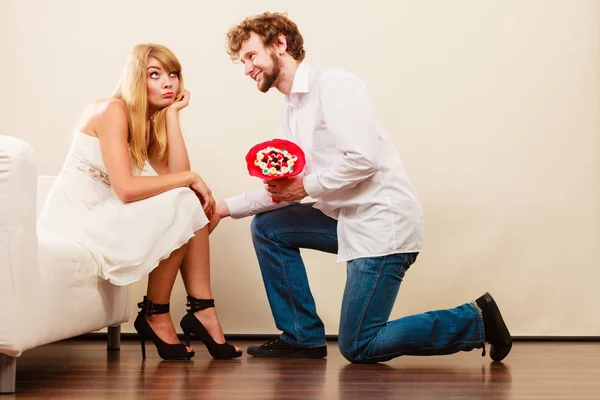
[
  {"left": 0, "top": 354, "right": 16, "bottom": 394},
  {"left": 107, "top": 325, "right": 121, "bottom": 351}
]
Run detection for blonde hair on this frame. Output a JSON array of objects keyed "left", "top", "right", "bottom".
[{"left": 111, "top": 44, "right": 184, "bottom": 169}]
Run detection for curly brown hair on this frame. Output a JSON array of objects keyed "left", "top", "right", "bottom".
[{"left": 226, "top": 12, "right": 306, "bottom": 63}]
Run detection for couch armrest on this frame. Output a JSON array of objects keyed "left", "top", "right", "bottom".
[{"left": 0, "top": 135, "right": 40, "bottom": 357}]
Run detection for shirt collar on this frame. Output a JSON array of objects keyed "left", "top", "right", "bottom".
[{"left": 287, "top": 62, "right": 311, "bottom": 106}]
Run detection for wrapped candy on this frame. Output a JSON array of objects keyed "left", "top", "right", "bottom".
[{"left": 245, "top": 138, "right": 306, "bottom": 202}]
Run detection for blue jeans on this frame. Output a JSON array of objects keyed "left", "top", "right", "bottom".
[{"left": 250, "top": 203, "right": 485, "bottom": 363}]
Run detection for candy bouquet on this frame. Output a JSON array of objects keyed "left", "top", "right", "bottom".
[{"left": 245, "top": 138, "right": 306, "bottom": 202}]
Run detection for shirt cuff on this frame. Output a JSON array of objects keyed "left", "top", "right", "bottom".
[
  {"left": 303, "top": 172, "right": 327, "bottom": 199},
  {"left": 224, "top": 194, "right": 249, "bottom": 219}
]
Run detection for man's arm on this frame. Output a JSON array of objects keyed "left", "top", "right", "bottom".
[
  {"left": 208, "top": 191, "right": 292, "bottom": 233},
  {"left": 209, "top": 107, "right": 301, "bottom": 231},
  {"left": 302, "top": 72, "right": 382, "bottom": 199}
]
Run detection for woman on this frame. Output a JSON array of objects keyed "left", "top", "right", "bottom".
[{"left": 38, "top": 44, "right": 241, "bottom": 360}]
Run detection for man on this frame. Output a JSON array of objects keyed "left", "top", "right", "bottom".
[{"left": 210, "top": 12, "right": 512, "bottom": 363}]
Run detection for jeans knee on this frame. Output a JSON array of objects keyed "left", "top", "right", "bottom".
[
  {"left": 339, "top": 343, "right": 364, "bottom": 363},
  {"left": 251, "top": 209, "right": 289, "bottom": 243},
  {"left": 250, "top": 213, "right": 271, "bottom": 239},
  {"left": 338, "top": 334, "right": 361, "bottom": 363}
]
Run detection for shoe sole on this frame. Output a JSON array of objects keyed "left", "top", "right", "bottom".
[
  {"left": 491, "top": 340, "right": 512, "bottom": 363},
  {"left": 482, "top": 293, "right": 512, "bottom": 362},
  {"left": 247, "top": 349, "right": 327, "bottom": 359}
]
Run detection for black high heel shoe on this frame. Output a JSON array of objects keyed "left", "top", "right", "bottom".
[
  {"left": 134, "top": 296, "right": 195, "bottom": 361},
  {"left": 180, "top": 296, "right": 242, "bottom": 360}
]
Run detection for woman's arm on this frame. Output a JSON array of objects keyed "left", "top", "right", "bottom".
[
  {"left": 94, "top": 100, "right": 197, "bottom": 203},
  {"left": 164, "top": 90, "right": 191, "bottom": 173}
]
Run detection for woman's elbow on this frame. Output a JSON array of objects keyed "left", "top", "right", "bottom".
[{"left": 114, "top": 186, "right": 136, "bottom": 203}]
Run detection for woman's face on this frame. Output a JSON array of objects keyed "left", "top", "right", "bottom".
[{"left": 146, "top": 57, "right": 180, "bottom": 111}]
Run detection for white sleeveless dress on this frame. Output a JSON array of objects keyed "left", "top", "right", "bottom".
[{"left": 37, "top": 132, "right": 209, "bottom": 286}]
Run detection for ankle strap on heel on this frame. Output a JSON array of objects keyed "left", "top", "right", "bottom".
[
  {"left": 186, "top": 296, "right": 215, "bottom": 313},
  {"left": 138, "top": 296, "right": 170, "bottom": 316}
]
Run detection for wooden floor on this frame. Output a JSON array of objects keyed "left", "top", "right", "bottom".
[{"left": 6, "top": 340, "right": 600, "bottom": 399}]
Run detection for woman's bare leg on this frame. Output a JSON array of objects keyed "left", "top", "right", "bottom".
[
  {"left": 180, "top": 226, "right": 239, "bottom": 350},
  {"left": 146, "top": 244, "right": 192, "bottom": 351}
]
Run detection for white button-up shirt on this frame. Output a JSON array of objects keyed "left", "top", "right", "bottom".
[{"left": 225, "top": 62, "right": 424, "bottom": 262}]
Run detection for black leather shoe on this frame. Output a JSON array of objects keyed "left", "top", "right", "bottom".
[
  {"left": 247, "top": 337, "right": 327, "bottom": 358},
  {"left": 476, "top": 292, "right": 512, "bottom": 362}
]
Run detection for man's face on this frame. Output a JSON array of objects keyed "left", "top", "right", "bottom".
[{"left": 239, "top": 32, "right": 281, "bottom": 93}]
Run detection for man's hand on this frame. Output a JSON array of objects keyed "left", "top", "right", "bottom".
[
  {"left": 264, "top": 176, "right": 308, "bottom": 202},
  {"left": 208, "top": 200, "right": 231, "bottom": 234}
]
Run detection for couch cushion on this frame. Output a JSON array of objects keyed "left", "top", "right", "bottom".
[
  {"left": 36, "top": 176, "right": 56, "bottom": 220},
  {"left": 0, "top": 136, "right": 39, "bottom": 356}
]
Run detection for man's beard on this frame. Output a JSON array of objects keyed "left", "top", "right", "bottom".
[{"left": 257, "top": 52, "right": 281, "bottom": 93}]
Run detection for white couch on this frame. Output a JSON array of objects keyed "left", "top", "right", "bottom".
[{"left": 0, "top": 135, "right": 130, "bottom": 394}]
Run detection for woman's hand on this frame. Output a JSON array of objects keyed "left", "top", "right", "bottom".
[
  {"left": 190, "top": 173, "right": 215, "bottom": 217},
  {"left": 169, "top": 89, "right": 191, "bottom": 112}
]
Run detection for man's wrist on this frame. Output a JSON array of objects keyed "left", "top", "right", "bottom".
[
  {"left": 217, "top": 200, "right": 231, "bottom": 218},
  {"left": 299, "top": 186, "right": 308, "bottom": 199},
  {"left": 295, "top": 176, "right": 308, "bottom": 198},
  {"left": 302, "top": 173, "right": 326, "bottom": 198}
]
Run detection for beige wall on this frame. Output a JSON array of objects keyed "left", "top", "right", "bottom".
[{"left": 1, "top": 0, "right": 598, "bottom": 336}]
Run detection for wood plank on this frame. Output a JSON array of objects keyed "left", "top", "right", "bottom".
[{"left": 9, "top": 341, "right": 600, "bottom": 399}]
